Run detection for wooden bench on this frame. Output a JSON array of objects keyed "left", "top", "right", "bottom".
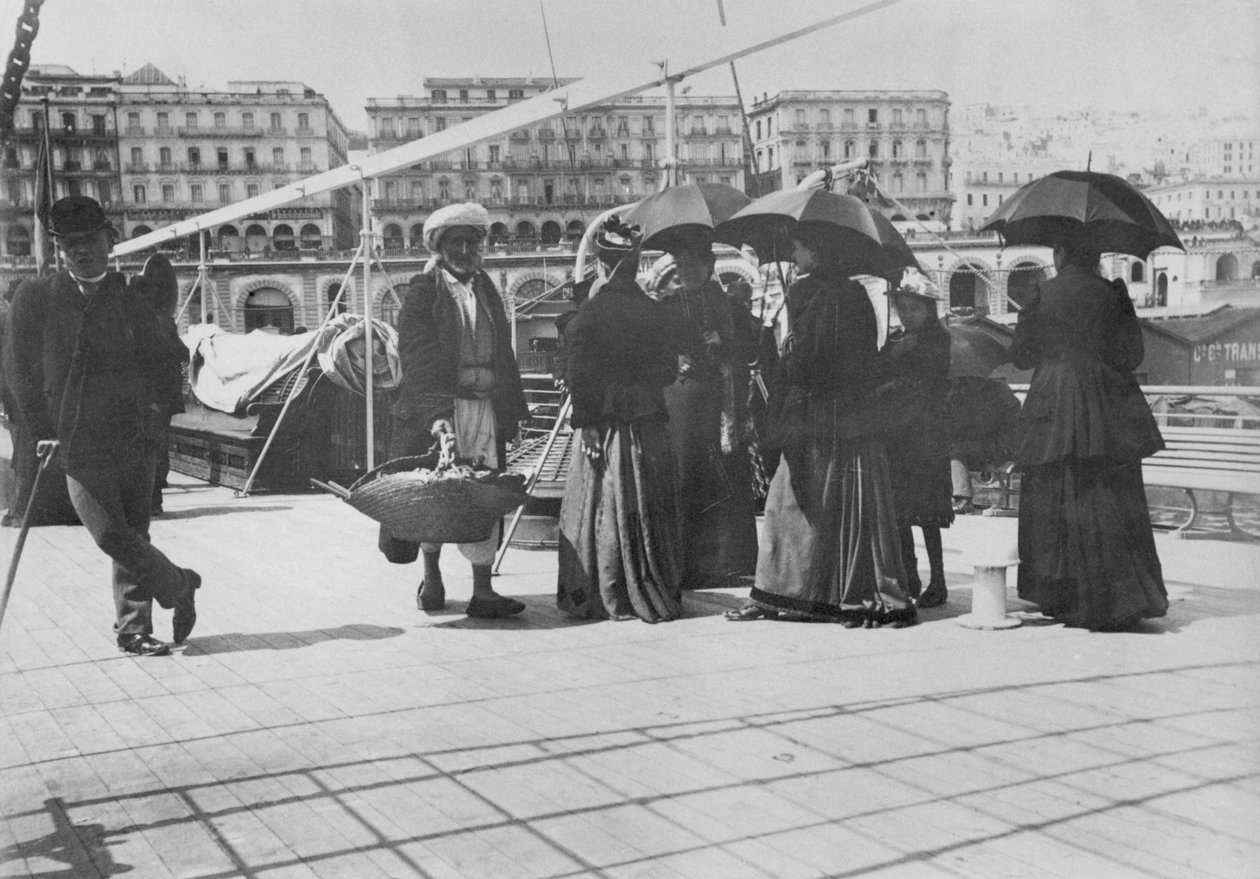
[{"left": 1143, "top": 426, "right": 1260, "bottom": 537}]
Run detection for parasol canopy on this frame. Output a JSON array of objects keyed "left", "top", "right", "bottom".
[
  {"left": 868, "top": 210, "right": 924, "bottom": 280},
  {"left": 947, "top": 322, "right": 1011, "bottom": 380},
  {"left": 628, "top": 182, "right": 751, "bottom": 253},
  {"left": 980, "top": 170, "right": 1184, "bottom": 258},
  {"left": 715, "top": 188, "right": 883, "bottom": 267}
]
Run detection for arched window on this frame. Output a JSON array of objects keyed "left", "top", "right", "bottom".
[
  {"left": 244, "top": 288, "right": 293, "bottom": 333},
  {"left": 409, "top": 223, "right": 424, "bottom": 248},
  {"left": 382, "top": 223, "right": 404, "bottom": 250},
  {"left": 5, "top": 225, "right": 30, "bottom": 256},
  {"left": 245, "top": 224, "right": 268, "bottom": 252},
  {"left": 217, "top": 224, "right": 240, "bottom": 251},
  {"left": 131, "top": 224, "right": 153, "bottom": 238},
  {"left": 272, "top": 223, "right": 295, "bottom": 251},
  {"left": 489, "top": 222, "right": 509, "bottom": 246},
  {"left": 540, "top": 220, "right": 562, "bottom": 245},
  {"left": 326, "top": 282, "right": 346, "bottom": 315},
  {"left": 299, "top": 223, "right": 322, "bottom": 249},
  {"left": 566, "top": 219, "right": 585, "bottom": 240},
  {"left": 949, "top": 264, "right": 987, "bottom": 313},
  {"left": 1251, "top": 260, "right": 1260, "bottom": 279},
  {"left": 1130, "top": 261, "right": 1145, "bottom": 283},
  {"left": 1216, "top": 253, "right": 1239, "bottom": 281},
  {"left": 515, "top": 220, "right": 536, "bottom": 239}
]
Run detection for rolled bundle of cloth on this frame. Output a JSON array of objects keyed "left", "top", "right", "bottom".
[{"left": 314, "top": 314, "right": 401, "bottom": 395}]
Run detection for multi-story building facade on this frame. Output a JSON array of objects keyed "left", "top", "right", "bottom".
[
  {"left": 0, "top": 64, "right": 123, "bottom": 261},
  {"left": 365, "top": 76, "right": 745, "bottom": 249},
  {"left": 949, "top": 155, "right": 1063, "bottom": 231},
  {"left": 746, "top": 89, "right": 953, "bottom": 226},
  {"left": 1146, "top": 178, "right": 1260, "bottom": 225},
  {"left": 1190, "top": 136, "right": 1259, "bottom": 178},
  {"left": 115, "top": 63, "right": 356, "bottom": 252}
]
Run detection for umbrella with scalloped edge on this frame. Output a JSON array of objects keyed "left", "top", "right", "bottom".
[
  {"left": 714, "top": 188, "right": 883, "bottom": 268},
  {"left": 627, "top": 182, "right": 751, "bottom": 253},
  {"left": 980, "top": 170, "right": 1184, "bottom": 259}
]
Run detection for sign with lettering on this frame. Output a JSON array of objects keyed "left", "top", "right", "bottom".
[{"left": 1193, "top": 341, "right": 1260, "bottom": 365}]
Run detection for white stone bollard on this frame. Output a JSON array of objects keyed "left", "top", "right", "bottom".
[{"left": 956, "top": 536, "right": 1022, "bottom": 630}]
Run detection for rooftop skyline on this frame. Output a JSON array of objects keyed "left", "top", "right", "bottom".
[{"left": 8, "top": 0, "right": 1257, "bottom": 133}]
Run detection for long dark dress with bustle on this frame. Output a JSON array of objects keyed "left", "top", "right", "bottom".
[
  {"left": 1011, "top": 265, "right": 1168, "bottom": 630},
  {"left": 659, "top": 279, "right": 758, "bottom": 589},
  {"left": 557, "top": 273, "right": 683, "bottom": 623},
  {"left": 748, "top": 268, "right": 916, "bottom": 626}
]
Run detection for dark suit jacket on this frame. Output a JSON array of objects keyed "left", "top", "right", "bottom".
[{"left": 5, "top": 270, "right": 178, "bottom": 472}]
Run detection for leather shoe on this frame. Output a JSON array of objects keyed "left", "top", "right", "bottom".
[
  {"left": 172, "top": 568, "right": 201, "bottom": 644},
  {"left": 417, "top": 579, "right": 446, "bottom": 611},
  {"left": 118, "top": 633, "right": 172, "bottom": 656},
  {"left": 917, "top": 580, "right": 947, "bottom": 608},
  {"left": 466, "top": 594, "right": 526, "bottom": 618}
]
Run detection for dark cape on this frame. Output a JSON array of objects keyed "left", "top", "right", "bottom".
[
  {"left": 1010, "top": 266, "right": 1168, "bottom": 630},
  {"left": 880, "top": 320, "right": 955, "bottom": 529}
]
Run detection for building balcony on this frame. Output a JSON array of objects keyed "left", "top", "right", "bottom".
[
  {"left": 509, "top": 130, "right": 531, "bottom": 142},
  {"left": 296, "top": 126, "right": 316, "bottom": 136},
  {"left": 124, "top": 125, "right": 146, "bottom": 136},
  {"left": 537, "top": 129, "right": 556, "bottom": 139},
  {"left": 153, "top": 126, "right": 177, "bottom": 137},
  {"left": 267, "top": 127, "right": 287, "bottom": 136},
  {"left": 840, "top": 122, "right": 858, "bottom": 131},
  {"left": 889, "top": 122, "right": 908, "bottom": 131},
  {"left": 912, "top": 156, "right": 933, "bottom": 166},
  {"left": 588, "top": 128, "right": 607, "bottom": 139}
]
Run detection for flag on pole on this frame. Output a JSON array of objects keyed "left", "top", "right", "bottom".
[{"left": 32, "top": 131, "right": 50, "bottom": 273}]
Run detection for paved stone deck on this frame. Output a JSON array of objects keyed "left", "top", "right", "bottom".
[{"left": 2, "top": 471, "right": 1258, "bottom": 878}]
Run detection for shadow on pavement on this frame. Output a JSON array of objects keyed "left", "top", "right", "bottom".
[{"left": 185, "top": 624, "right": 404, "bottom": 654}]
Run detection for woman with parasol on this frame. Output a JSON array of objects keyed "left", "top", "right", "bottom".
[
  {"left": 720, "top": 190, "right": 917, "bottom": 627},
  {"left": 555, "top": 216, "right": 683, "bottom": 623},
  {"left": 630, "top": 183, "right": 759, "bottom": 590},
  {"left": 1008, "top": 234, "right": 1168, "bottom": 630},
  {"left": 985, "top": 170, "right": 1178, "bottom": 631}
]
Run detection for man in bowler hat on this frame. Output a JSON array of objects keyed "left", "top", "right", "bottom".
[{"left": 4, "top": 196, "right": 200, "bottom": 656}]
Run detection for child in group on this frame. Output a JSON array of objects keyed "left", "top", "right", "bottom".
[{"left": 881, "top": 271, "right": 954, "bottom": 607}]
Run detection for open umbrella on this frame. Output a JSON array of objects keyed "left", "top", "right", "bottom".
[
  {"left": 714, "top": 188, "right": 883, "bottom": 268},
  {"left": 868, "top": 210, "right": 924, "bottom": 280},
  {"left": 628, "top": 182, "right": 751, "bottom": 253},
  {"left": 947, "top": 322, "right": 1010, "bottom": 380},
  {"left": 980, "top": 170, "right": 1184, "bottom": 258}
]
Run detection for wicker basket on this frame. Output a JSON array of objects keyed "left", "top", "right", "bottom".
[{"left": 345, "top": 450, "right": 529, "bottom": 544}]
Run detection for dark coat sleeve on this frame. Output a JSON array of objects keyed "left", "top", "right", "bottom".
[
  {"left": 393, "top": 273, "right": 456, "bottom": 430},
  {"left": 1102, "top": 279, "right": 1144, "bottom": 373},
  {"left": 4, "top": 278, "right": 56, "bottom": 441}
]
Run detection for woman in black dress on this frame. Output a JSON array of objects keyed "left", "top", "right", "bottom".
[{"left": 1010, "top": 236, "right": 1168, "bottom": 631}]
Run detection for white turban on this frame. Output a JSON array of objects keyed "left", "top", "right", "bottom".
[{"left": 423, "top": 202, "right": 490, "bottom": 251}]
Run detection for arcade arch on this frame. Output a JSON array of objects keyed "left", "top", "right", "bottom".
[{"left": 1216, "top": 253, "right": 1239, "bottom": 281}]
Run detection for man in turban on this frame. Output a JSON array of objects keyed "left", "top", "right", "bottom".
[{"left": 381, "top": 202, "right": 530, "bottom": 617}]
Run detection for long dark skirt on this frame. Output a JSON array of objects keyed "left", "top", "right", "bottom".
[
  {"left": 557, "top": 421, "right": 682, "bottom": 623},
  {"left": 749, "top": 439, "right": 917, "bottom": 626},
  {"left": 664, "top": 375, "right": 758, "bottom": 589},
  {"left": 1017, "top": 458, "right": 1169, "bottom": 630}
]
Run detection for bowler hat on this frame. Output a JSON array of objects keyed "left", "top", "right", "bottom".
[{"left": 43, "top": 195, "right": 112, "bottom": 238}]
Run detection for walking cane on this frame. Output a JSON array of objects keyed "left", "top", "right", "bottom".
[
  {"left": 0, "top": 442, "right": 57, "bottom": 637},
  {"left": 493, "top": 395, "right": 573, "bottom": 574}
]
